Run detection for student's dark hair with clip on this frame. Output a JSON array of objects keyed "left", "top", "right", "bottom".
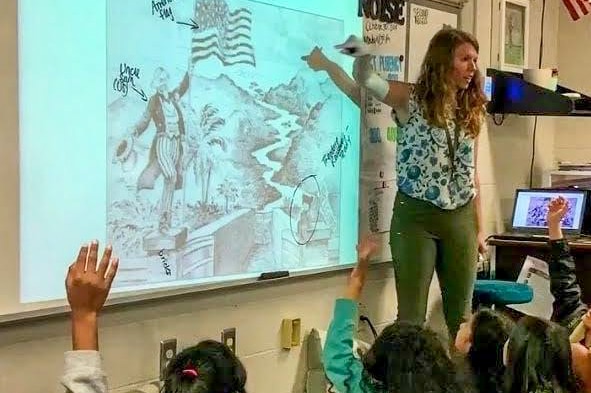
[
  {"left": 467, "top": 308, "right": 514, "bottom": 393},
  {"left": 362, "top": 322, "right": 471, "bottom": 393},
  {"left": 162, "top": 340, "right": 247, "bottom": 393},
  {"left": 504, "top": 316, "right": 578, "bottom": 393}
]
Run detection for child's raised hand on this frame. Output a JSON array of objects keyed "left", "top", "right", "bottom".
[
  {"left": 66, "top": 240, "right": 119, "bottom": 318},
  {"left": 346, "top": 236, "right": 378, "bottom": 300},
  {"left": 357, "top": 235, "right": 379, "bottom": 262},
  {"left": 547, "top": 196, "right": 569, "bottom": 226}
]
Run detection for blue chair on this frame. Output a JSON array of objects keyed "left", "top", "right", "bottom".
[{"left": 473, "top": 279, "right": 533, "bottom": 310}]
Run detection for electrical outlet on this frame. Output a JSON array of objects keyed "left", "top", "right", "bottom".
[
  {"left": 159, "top": 338, "right": 177, "bottom": 380},
  {"left": 221, "top": 328, "right": 236, "bottom": 353},
  {"left": 358, "top": 302, "right": 369, "bottom": 319}
]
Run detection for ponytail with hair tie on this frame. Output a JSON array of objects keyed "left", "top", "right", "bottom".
[
  {"left": 163, "top": 340, "right": 247, "bottom": 393},
  {"left": 181, "top": 364, "right": 199, "bottom": 380}
]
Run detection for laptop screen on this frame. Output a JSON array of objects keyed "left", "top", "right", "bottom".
[{"left": 511, "top": 189, "right": 587, "bottom": 234}]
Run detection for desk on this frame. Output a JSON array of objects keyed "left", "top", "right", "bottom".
[{"left": 489, "top": 237, "right": 591, "bottom": 304}]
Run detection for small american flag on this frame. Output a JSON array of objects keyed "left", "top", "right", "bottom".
[
  {"left": 562, "top": 0, "right": 591, "bottom": 21},
  {"left": 192, "top": 0, "right": 256, "bottom": 67}
]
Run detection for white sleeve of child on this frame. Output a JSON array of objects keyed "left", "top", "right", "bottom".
[{"left": 61, "top": 351, "right": 108, "bottom": 393}]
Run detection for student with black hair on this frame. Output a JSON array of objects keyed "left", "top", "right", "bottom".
[
  {"left": 546, "top": 196, "right": 591, "bottom": 392},
  {"left": 323, "top": 236, "right": 471, "bottom": 393},
  {"left": 162, "top": 339, "right": 247, "bottom": 393},
  {"left": 61, "top": 241, "right": 247, "bottom": 393},
  {"left": 455, "top": 308, "right": 514, "bottom": 393},
  {"left": 503, "top": 315, "right": 578, "bottom": 393}
]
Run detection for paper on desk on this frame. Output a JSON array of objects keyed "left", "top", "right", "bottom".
[{"left": 507, "top": 255, "right": 554, "bottom": 319}]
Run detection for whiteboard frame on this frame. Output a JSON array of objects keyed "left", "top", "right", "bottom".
[
  {"left": 0, "top": 261, "right": 372, "bottom": 325},
  {"left": 6, "top": 0, "right": 366, "bottom": 323}
]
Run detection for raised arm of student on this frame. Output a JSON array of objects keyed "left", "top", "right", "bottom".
[
  {"left": 547, "top": 197, "right": 587, "bottom": 328},
  {"left": 546, "top": 197, "right": 591, "bottom": 391},
  {"left": 323, "top": 236, "right": 378, "bottom": 393},
  {"left": 61, "top": 241, "right": 119, "bottom": 393}
]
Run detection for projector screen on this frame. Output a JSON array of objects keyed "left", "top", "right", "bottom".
[{"left": 8, "top": 0, "right": 361, "bottom": 318}]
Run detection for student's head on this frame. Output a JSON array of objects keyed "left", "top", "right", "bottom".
[
  {"left": 414, "top": 27, "right": 487, "bottom": 138},
  {"left": 455, "top": 308, "right": 514, "bottom": 393},
  {"left": 363, "top": 322, "right": 466, "bottom": 393},
  {"left": 504, "top": 316, "right": 578, "bottom": 393},
  {"left": 163, "top": 340, "right": 247, "bottom": 393}
]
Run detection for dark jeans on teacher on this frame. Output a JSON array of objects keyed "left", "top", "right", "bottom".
[{"left": 390, "top": 191, "right": 478, "bottom": 340}]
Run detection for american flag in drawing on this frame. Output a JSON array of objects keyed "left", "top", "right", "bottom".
[
  {"left": 192, "top": 0, "right": 256, "bottom": 66},
  {"left": 561, "top": 0, "right": 591, "bottom": 21}
]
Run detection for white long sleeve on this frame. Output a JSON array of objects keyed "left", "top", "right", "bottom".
[{"left": 61, "top": 351, "right": 108, "bottom": 393}]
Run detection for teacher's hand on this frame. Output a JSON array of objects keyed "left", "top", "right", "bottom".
[
  {"left": 301, "top": 46, "right": 329, "bottom": 71},
  {"left": 334, "top": 35, "right": 372, "bottom": 57}
]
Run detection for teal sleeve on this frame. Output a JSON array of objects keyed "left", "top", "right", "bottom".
[{"left": 323, "top": 298, "right": 371, "bottom": 393}]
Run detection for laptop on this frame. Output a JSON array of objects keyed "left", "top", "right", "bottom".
[{"left": 495, "top": 188, "right": 588, "bottom": 241}]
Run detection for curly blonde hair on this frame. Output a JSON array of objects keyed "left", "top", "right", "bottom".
[{"left": 413, "top": 28, "right": 487, "bottom": 138}]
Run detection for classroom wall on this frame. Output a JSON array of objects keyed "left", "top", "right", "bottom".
[
  {"left": 485, "top": 0, "right": 560, "bottom": 223},
  {"left": 0, "top": 1, "right": 559, "bottom": 392},
  {"left": 0, "top": 266, "right": 402, "bottom": 393},
  {"left": 472, "top": 0, "right": 504, "bottom": 236},
  {"left": 554, "top": 6, "right": 591, "bottom": 165},
  {"left": 459, "top": 0, "right": 560, "bottom": 231}
]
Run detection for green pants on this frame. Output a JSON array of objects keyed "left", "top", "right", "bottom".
[{"left": 390, "top": 192, "right": 478, "bottom": 340}]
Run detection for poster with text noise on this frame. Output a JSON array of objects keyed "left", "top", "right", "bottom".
[{"left": 358, "top": 8, "right": 406, "bottom": 257}]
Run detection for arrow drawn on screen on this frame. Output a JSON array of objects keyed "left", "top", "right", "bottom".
[
  {"left": 176, "top": 19, "right": 199, "bottom": 30},
  {"left": 131, "top": 86, "right": 148, "bottom": 102}
]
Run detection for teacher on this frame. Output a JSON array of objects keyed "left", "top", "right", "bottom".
[{"left": 349, "top": 28, "right": 487, "bottom": 340}]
